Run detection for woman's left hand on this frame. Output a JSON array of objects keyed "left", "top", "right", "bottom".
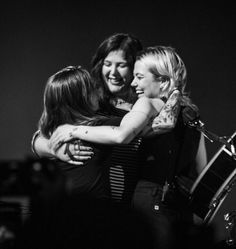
[{"left": 49, "top": 124, "right": 76, "bottom": 152}]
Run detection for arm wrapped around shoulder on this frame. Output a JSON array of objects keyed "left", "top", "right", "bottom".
[{"left": 151, "top": 89, "right": 181, "bottom": 134}]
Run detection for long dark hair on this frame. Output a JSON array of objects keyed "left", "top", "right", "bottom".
[
  {"left": 91, "top": 33, "right": 143, "bottom": 110},
  {"left": 39, "top": 66, "right": 107, "bottom": 138}
]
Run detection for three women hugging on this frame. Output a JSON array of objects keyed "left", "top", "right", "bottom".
[{"left": 31, "top": 33, "right": 207, "bottom": 248}]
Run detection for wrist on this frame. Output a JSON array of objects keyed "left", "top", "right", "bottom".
[
  {"left": 47, "top": 141, "right": 56, "bottom": 157},
  {"left": 71, "top": 127, "right": 79, "bottom": 138}
]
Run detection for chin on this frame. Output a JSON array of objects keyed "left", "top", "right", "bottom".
[
  {"left": 136, "top": 91, "right": 144, "bottom": 96},
  {"left": 109, "top": 86, "right": 124, "bottom": 94}
]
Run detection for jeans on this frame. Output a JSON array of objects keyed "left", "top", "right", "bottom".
[{"left": 132, "top": 180, "right": 193, "bottom": 249}]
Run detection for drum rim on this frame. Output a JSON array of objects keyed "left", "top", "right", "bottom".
[{"left": 204, "top": 173, "right": 236, "bottom": 224}]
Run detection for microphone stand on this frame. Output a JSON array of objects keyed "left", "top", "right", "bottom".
[{"left": 187, "top": 119, "right": 236, "bottom": 160}]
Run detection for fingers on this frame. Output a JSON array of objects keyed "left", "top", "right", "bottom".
[
  {"left": 75, "top": 151, "right": 94, "bottom": 156},
  {"left": 73, "top": 155, "right": 92, "bottom": 161},
  {"left": 67, "top": 143, "right": 93, "bottom": 157},
  {"left": 168, "top": 89, "right": 180, "bottom": 101},
  {"left": 79, "top": 146, "right": 93, "bottom": 151},
  {"left": 73, "top": 140, "right": 93, "bottom": 154},
  {"left": 74, "top": 145, "right": 93, "bottom": 155},
  {"left": 68, "top": 160, "right": 84, "bottom": 166}
]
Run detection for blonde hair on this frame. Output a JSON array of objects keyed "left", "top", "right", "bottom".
[{"left": 136, "top": 46, "right": 197, "bottom": 109}]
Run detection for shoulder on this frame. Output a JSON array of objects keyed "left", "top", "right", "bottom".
[
  {"left": 132, "top": 97, "right": 152, "bottom": 110},
  {"left": 128, "top": 97, "right": 157, "bottom": 120},
  {"left": 132, "top": 97, "right": 164, "bottom": 115},
  {"left": 134, "top": 97, "right": 164, "bottom": 112}
]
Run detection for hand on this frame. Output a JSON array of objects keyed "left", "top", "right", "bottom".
[
  {"left": 53, "top": 141, "right": 94, "bottom": 165},
  {"left": 142, "top": 89, "right": 181, "bottom": 137},
  {"left": 65, "top": 140, "right": 94, "bottom": 164},
  {"left": 52, "top": 143, "right": 80, "bottom": 164},
  {"left": 49, "top": 124, "right": 76, "bottom": 152}
]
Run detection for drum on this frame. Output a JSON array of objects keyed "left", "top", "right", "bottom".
[{"left": 189, "top": 131, "right": 236, "bottom": 244}]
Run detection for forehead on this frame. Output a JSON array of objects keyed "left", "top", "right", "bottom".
[
  {"left": 104, "top": 50, "right": 127, "bottom": 62},
  {"left": 133, "top": 60, "right": 150, "bottom": 74}
]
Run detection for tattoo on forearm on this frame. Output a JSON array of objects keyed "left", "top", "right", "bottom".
[
  {"left": 132, "top": 129, "right": 138, "bottom": 136},
  {"left": 153, "top": 90, "right": 180, "bottom": 127}
]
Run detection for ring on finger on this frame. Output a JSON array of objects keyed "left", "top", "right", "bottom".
[{"left": 74, "top": 139, "right": 82, "bottom": 152}]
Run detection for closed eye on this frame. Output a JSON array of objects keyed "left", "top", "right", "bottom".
[
  {"left": 134, "top": 74, "right": 143, "bottom": 80},
  {"left": 119, "top": 63, "right": 128, "bottom": 68},
  {"left": 103, "top": 61, "right": 111, "bottom": 67}
]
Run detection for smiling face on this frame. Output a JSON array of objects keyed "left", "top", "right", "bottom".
[
  {"left": 101, "top": 50, "right": 133, "bottom": 97},
  {"left": 131, "top": 60, "right": 161, "bottom": 99}
]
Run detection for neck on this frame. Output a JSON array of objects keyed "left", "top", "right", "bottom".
[{"left": 114, "top": 88, "right": 137, "bottom": 104}]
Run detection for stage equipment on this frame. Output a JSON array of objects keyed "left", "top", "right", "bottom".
[
  {"left": 0, "top": 157, "right": 66, "bottom": 248},
  {"left": 184, "top": 109, "right": 236, "bottom": 246}
]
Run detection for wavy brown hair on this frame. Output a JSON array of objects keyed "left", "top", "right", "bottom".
[{"left": 39, "top": 66, "right": 108, "bottom": 138}]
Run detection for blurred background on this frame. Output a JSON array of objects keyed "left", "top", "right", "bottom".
[{"left": 0, "top": 1, "right": 235, "bottom": 160}]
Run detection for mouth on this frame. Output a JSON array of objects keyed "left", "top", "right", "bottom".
[
  {"left": 135, "top": 89, "right": 144, "bottom": 96},
  {"left": 108, "top": 77, "right": 123, "bottom": 85}
]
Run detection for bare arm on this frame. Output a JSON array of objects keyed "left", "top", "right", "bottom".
[
  {"left": 195, "top": 132, "right": 208, "bottom": 175},
  {"left": 151, "top": 89, "right": 180, "bottom": 132},
  {"left": 32, "top": 131, "right": 54, "bottom": 158},
  {"left": 50, "top": 97, "right": 163, "bottom": 149}
]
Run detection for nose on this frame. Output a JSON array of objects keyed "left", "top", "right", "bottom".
[
  {"left": 110, "top": 65, "right": 118, "bottom": 76},
  {"left": 131, "top": 78, "right": 137, "bottom": 87}
]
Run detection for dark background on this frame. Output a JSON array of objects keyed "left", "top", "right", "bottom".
[{"left": 0, "top": 1, "right": 235, "bottom": 161}]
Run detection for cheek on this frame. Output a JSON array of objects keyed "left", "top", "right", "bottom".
[
  {"left": 145, "top": 81, "right": 159, "bottom": 95},
  {"left": 102, "top": 66, "right": 108, "bottom": 77},
  {"left": 153, "top": 85, "right": 161, "bottom": 97},
  {"left": 121, "top": 68, "right": 133, "bottom": 82}
]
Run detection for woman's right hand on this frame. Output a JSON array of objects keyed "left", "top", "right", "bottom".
[{"left": 54, "top": 140, "right": 94, "bottom": 165}]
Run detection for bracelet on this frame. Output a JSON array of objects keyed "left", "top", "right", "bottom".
[{"left": 31, "top": 130, "right": 41, "bottom": 158}]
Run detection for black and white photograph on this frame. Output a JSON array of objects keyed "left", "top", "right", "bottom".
[{"left": 0, "top": 2, "right": 235, "bottom": 248}]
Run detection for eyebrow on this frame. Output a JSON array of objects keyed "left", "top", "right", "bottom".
[
  {"left": 104, "top": 59, "right": 128, "bottom": 63},
  {"left": 134, "top": 72, "right": 144, "bottom": 77}
]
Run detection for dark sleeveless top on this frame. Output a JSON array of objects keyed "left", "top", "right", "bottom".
[{"left": 139, "top": 111, "right": 201, "bottom": 186}]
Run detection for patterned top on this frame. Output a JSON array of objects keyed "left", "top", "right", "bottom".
[{"left": 98, "top": 107, "right": 143, "bottom": 205}]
